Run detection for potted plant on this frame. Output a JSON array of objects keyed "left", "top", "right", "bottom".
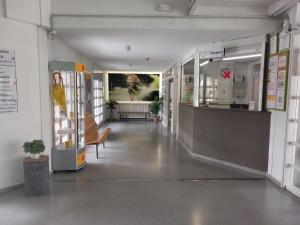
[
  {"left": 23, "top": 140, "right": 49, "bottom": 196},
  {"left": 106, "top": 99, "right": 118, "bottom": 120},
  {"left": 149, "top": 98, "right": 162, "bottom": 122}
]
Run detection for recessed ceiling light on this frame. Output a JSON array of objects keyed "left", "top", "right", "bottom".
[{"left": 157, "top": 3, "right": 174, "bottom": 12}]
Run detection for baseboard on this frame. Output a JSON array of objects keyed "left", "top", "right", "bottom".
[
  {"left": 177, "top": 138, "right": 266, "bottom": 177},
  {"left": 266, "top": 174, "right": 282, "bottom": 187},
  {"left": 286, "top": 185, "right": 300, "bottom": 198},
  {"left": 0, "top": 183, "right": 23, "bottom": 194}
]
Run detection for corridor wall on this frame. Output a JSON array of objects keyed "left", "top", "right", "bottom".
[{"left": 0, "top": 1, "right": 50, "bottom": 190}]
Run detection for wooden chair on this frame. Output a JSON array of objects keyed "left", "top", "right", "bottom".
[{"left": 85, "top": 112, "right": 111, "bottom": 158}]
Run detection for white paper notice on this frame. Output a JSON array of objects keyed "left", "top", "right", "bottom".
[
  {"left": 279, "top": 35, "right": 291, "bottom": 51},
  {"left": 270, "top": 35, "right": 277, "bottom": 55},
  {"left": 276, "top": 70, "right": 287, "bottom": 110},
  {"left": 0, "top": 49, "right": 18, "bottom": 113}
]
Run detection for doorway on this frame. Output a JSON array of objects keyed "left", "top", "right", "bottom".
[{"left": 167, "top": 79, "right": 174, "bottom": 133}]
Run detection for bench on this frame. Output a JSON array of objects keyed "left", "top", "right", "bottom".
[
  {"left": 85, "top": 112, "right": 111, "bottom": 159},
  {"left": 118, "top": 111, "right": 149, "bottom": 119}
]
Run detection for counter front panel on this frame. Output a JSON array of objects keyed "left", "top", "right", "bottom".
[{"left": 178, "top": 104, "right": 271, "bottom": 172}]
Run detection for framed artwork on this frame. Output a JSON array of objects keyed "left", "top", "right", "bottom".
[{"left": 108, "top": 73, "right": 160, "bottom": 101}]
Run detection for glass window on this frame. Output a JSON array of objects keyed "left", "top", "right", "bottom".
[
  {"left": 199, "top": 52, "right": 262, "bottom": 110},
  {"left": 181, "top": 59, "right": 195, "bottom": 104},
  {"left": 93, "top": 74, "right": 104, "bottom": 125}
]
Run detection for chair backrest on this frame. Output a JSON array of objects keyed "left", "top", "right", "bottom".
[{"left": 85, "top": 112, "right": 99, "bottom": 144}]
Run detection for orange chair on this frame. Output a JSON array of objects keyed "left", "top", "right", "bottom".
[{"left": 85, "top": 112, "right": 111, "bottom": 158}]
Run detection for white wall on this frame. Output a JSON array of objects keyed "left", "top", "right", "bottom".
[
  {"left": 0, "top": 0, "right": 52, "bottom": 190},
  {"left": 48, "top": 38, "right": 100, "bottom": 72},
  {"left": 267, "top": 6, "right": 297, "bottom": 185},
  {"left": 0, "top": 17, "right": 49, "bottom": 190}
]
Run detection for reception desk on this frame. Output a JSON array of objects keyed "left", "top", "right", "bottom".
[{"left": 178, "top": 103, "right": 271, "bottom": 172}]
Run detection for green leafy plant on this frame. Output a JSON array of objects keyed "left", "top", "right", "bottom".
[
  {"left": 23, "top": 140, "right": 45, "bottom": 156},
  {"left": 106, "top": 99, "right": 119, "bottom": 119},
  {"left": 149, "top": 101, "right": 161, "bottom": 116},
  {"left": 106, "top": 100, "right": 118, "bottom": 110},
  {"left": 149, "top": 96, "right": 164, "bottom": 116}
]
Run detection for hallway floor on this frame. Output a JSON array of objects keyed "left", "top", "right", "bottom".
[{"left": 1, "top": 121, "right": 300, "bottom": 225}]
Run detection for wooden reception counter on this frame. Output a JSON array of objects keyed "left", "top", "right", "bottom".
[{"left": 178, "top": 103, "right": 271, "bottom": 172}]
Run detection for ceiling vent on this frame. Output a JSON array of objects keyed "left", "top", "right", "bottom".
[{"left": 157, "top": 3, "right": 174, "bottom": 12}]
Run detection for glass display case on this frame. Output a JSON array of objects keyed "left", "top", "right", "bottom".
[{"left": 50, "top": 61, "right": 86, "bottom": 171}]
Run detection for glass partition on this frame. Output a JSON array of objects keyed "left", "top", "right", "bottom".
[
  {"left": 181, "top": 59, "right": 195, "bottom": 104},
  {"left": 199, "top": 52, "right": 262, "bottom": 110}
]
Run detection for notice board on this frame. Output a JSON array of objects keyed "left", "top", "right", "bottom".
[
  {"left": 0, "top": 49, "right": 18, "bottom": 113},
  {"left": 266, "top": 50, "right": 289, "bottom": 111}
]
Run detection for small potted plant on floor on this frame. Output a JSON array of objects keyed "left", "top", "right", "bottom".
[
  {"left": 23, "top": 140, "right": 49, "bottom": 196},
  {"left": 106, "top": 99, "right": 118, "bottom": 120},
  {"left": 149, "top": 98, "right": 162, "bottom": 123}
]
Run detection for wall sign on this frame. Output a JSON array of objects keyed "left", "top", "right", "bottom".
[
  {"left": 0, "top": 49, "right": 18, "bottom": 113},
  {"left": 220, "top": 68, "right": 232, "bottom": 79},
  {"left": 201, "top": 48, "right": 225, "bottom": 59}
]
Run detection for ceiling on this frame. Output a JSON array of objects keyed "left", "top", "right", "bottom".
[
  {"left": 52, "top": 0, "right": 281, "bottom": 72},
  {"left": 189, "top": 0, "right": 278, "bottom": 17},
  {"left": 56, "top": 28, "right": 271, "bottom": 72}
]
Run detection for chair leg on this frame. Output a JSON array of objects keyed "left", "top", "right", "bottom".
[{"left": 96, "top": 144, "right": 99, "bottom": 159}]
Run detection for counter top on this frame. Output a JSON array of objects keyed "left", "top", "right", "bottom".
[{"left": 179, "top": 103, "right": 270, "bottom": 114}]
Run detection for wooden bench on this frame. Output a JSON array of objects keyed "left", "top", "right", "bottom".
[{"left": 85, "top": 112, "right": 111, "bottom": 159}]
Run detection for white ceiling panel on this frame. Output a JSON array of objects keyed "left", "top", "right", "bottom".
[{"left": 55, "top": 28, "right": 270, "bottom": 71}]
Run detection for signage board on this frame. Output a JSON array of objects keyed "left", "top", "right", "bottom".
[{"left": 0, "top": 49, "right": 18, "bottom": 113}]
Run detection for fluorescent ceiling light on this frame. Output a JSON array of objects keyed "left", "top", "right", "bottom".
[
  {"left": 223, "top": 54, "right": 261, "bottom": 61},
  {"left": 200, "top": 60, "right": 209, "bottom": 67}
]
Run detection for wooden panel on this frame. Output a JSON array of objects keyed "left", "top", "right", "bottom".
[
  {"left": 178, "top": 104, "right": 271, "bottom": 172},
  {"left": 178, "top": 104, "right": 194, "bottom": 151}
]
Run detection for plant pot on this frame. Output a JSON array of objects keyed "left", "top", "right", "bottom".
[
  {"left": 153, "top": 116, "right": 160, "bottom": 123},
  {"left": 23, "top": 155, "right": 49, "bottom": 196}
]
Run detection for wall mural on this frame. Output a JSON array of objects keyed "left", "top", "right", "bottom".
[{"left": 108, "top": 73, "right": 160, "bottom": 101}]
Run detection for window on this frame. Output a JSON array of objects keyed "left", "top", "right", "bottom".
[
  {"left": 93, "top": 74, "right": 104, "bottom": 124},
  {"left": 199, "top": 49, "right": 262, "bottom": 110},
  {"left": 181, "top": 59, "right": 195, "bottom": 104}
]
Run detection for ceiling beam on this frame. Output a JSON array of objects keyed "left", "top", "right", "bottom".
[
  {"left": 268, "top": 0, "right": 297, "bottom": 16},
  {"left": 188, "top": 0, "right": 201, "bottom": 16},
  {"left": 52, "top": 15, "right": 279, "bottom": 33}
]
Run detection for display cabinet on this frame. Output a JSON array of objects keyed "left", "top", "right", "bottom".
[{"left": 50, "top": 61, "right": 86, "bottom": 171}]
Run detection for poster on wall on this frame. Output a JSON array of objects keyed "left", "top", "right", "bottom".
[
  {"left": 270, "top": 34, "right": 278, "bottom": 55},
  {"left": 108, "top": 73, "right": 160, "bottom": 101},
  {"left": 279, "top": 34, "right": 291, "bottom": 52},
  {"left": 267, "top": 55, "right": 278, "bottom": 109},
  {"left": 276, "top": 52, "right": 289, "bottom": 111},
  {"left": 0, "top": 49, "right": 18, "bottom": 113},
  {"left": 266, "top": 51, "right": 289, "bottom": 111}
]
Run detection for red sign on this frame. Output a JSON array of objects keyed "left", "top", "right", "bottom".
[{"left": 220, "top": 68, "right": 232, "bottom": 79}]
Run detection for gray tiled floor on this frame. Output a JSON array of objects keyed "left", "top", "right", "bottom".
[{"left": 1, "top": 121, "right": 300, "bottom": 225}]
